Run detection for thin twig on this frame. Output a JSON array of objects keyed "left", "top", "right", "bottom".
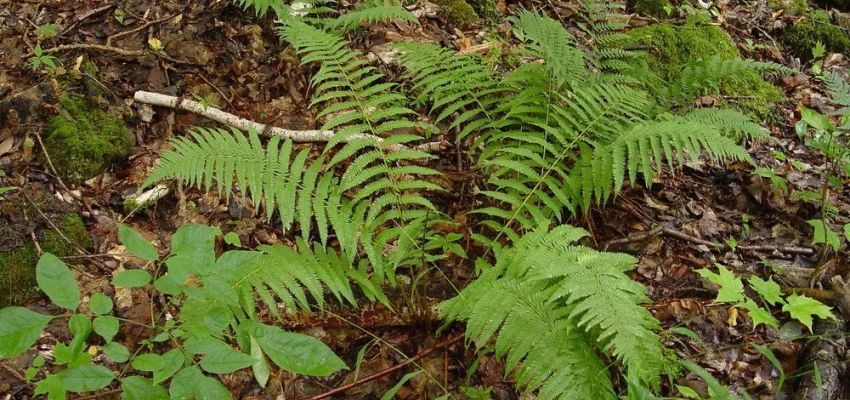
[
  {"left": 106, "top": 13, "right": 179, "bottom": 47},
  {"left": 0, "top": 363, "right": 27, "bottom": 383},
  {"left": 306, "top": 334, "right": 465, "bottom": 400},
  {"left": 601, "top": 224, "right": 815, "bottom": 256},
  {"left": 33, "top": 131, "right": 95, "bottom": 216}
]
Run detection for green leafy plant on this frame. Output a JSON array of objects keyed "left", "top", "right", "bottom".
[
  {"left": 0, "top": 224, "right": 351, "bottom": 399},
  {"left": 34, "top": 23, "right": 60, "bottom": 40},
  {"left": 697, "top": 264, "right": 835, "bottom": 331},
  {"left": 30, "top": 44, "right": 57, "bottom": 73},
  {"left": 0, "top": 186, "right": 15, "bottom": 201},
  {"left": 793, "top": 72, "right": 850, "bottom": 259},
  {"left": 440, "top": 223, "right": 663, "bottom": 399}
]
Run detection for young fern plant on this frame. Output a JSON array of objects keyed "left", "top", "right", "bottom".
[{"left": 440, "top": 223, "right": 663, "bottom": 399}]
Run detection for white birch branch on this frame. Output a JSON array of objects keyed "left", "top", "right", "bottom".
[{"left": 133, "top": 91, "right": 443, "bottom": 152}]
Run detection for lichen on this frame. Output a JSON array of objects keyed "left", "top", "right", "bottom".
[
  {"left": 625, "top": 18, "right": 784, "bottom": 121},
  {"left": 783, "top": 12, "right": 850, "bottom": 58},
  {"left": 0, "top": 211, "right": 91, "bottom": 307},
  {"left": 632, "top": 0, "right": 673, "bottom": 18},
  {"left": 768, "top": 0, "right": 808, "bottom": 16},
  {"left": 433, "top": 0, "right": 479, "bottom": 24},
  {"left": 42, "top": 96, "right": 133, "bottom": 185}
]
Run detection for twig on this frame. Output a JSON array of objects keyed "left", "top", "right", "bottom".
[
  {"left": 37, "top": 44, "right": 197, "bottom": 66},
  {"left": 133, "top": 91, "right": 443, "bottom": 152},
  {"left": 23, "top": 209, "right": 43, "bottom": 256},
  {"left": 34, "top": 132, "right": 95, "bottom": 216},
  {"left": 59, "top": 5, "right": 115, "bottom": 37},
  {"left": 601, "top": 224, "right": 815, "bottom": 255},
  {"left": 0, "top": 363, "right": 27, "bottom": 383},
  {"left": 305, "top": 334, "right": 465, "bottom": 400},
  {"left": 106, "top": 14, "right": 179, "bottom": 47}
]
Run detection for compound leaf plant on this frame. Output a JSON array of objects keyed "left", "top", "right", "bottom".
[{"left": 0, "top": 224, "right": 347, "bottom": 400}]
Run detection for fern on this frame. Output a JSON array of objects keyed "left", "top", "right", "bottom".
[
  {"left": 662, "top": 57, "right": 793, "bottom": 107},
  {"left": 234, "top": 0, "right": 288, "bottom": 17},
  {"left": 510, "top": 10, "right": 589, "bottom": 87},
  {"left": 396, "top": 43, "right": 501, "bottom": 142},
  {"left": 211, "top": 239, "right": 389, "bottom": 319},
  {"left": 824, "top": 71, "right": 850, "bottom": 115},
  {"left": 325, "top": 0, "right": 418, "bottom": 32},
  {"left": 278, "top": 20, "right": 443, "bottom": 280},
  {"left": 440, "top": 224, "right": 663, "bottom": 399}
]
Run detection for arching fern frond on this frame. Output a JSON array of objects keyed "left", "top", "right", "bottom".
[
  {"left": 824, "top": 71, "right": 850, "bottom": 114},
  {"left": 663, "top": 57, "right": 793, "bottom": 107},
  {"left": 440, "top": 224, "right": 663, "bottom": 399},
  {"left": 325, "top": 0, "right": 418, "bottom": 32},
  {"left": 396, "top": 42, "right": 501, "bottom": 142},
  {"left": 278, "top": 19, "right": 443, "bottom": 280},
  {"left": 682, "top": 108, "right": 770, "bottom": 141}
]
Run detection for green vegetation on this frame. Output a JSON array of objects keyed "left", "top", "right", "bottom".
[
  {"left": 432, "top": 0, "right": 479, "bottom": 24},
  {"left": 42, "top": 96, "right": 133, "bottom": 185},
  {"left": 625, "top": 17, "right": 784, "bottom": 120},
  {"left": 632, "top": 0, "right": 672, "bottom": 17},
  {"left": 784, "top": 12, "right": 850, "bottom": 58},
  {"left": 769, "top": 0, "right": 808, "bottom": 16},
  {"left": 1, "top": 209, "right": 91, "bottom": 307}
]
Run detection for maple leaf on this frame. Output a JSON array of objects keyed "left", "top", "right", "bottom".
[
  {"left": 748, "top": 276, "right": 784, "bottom": 306},
  {"left": 739, "top": 300, "right": 778, "bottom": 329},
  {"left": 697, "top": 264, "right": 745, "bottom": 304},
  {"left": 782, "top": 294, "right": 836, "bottom": 332}
]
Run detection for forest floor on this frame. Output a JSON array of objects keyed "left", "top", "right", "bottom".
[{"left": 1, "top": 0, "right": 850, "bottom": 399}]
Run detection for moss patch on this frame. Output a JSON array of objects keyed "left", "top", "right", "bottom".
[
  {"left": 633, "top": 0, "right": 672, "bottom": 18},
  {"left": 42, "top": 96, "right": 133, "bottom": 185},
  {"left": 433, "top": 0, "right": 479, "bottom": 24},
  {"left": 0, "top": 196, "right": 92, "bottom": 306},
  {"left": 625, "top": 18, "right": 784, "bottom": 120},
  {"left": 769, "top": 0, "right": 808, "bottom": 16},
  {"left": 783, "top": 12, "right": 850, "bottom": 58}
]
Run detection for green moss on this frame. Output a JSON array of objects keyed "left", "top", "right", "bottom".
[
  {"left": 467, "top": 0, "right": 495, "bottom": 19},
  {"left": 42, "top": 96, "right": 133, "bottom": 185},
  {"left": 633, "top": 0, "right": 672, "bottom": 18},
  {"left": 625, "top": 18, "right": 784, "bottom": 120},
  {"left": 768, "top": 0, "right": 808, "bottom": 16},
  {"left": 0, "top": 213, "right": 91, "bottom": 306},
  {"left": 433, "top": 0, "right": 479, "bottom": 24},
  {"left": 625, "top": 18, "right": 739, "bottom": 81},
  {"left": 783, "top": 12, "right": 850, "bottom": 58}
]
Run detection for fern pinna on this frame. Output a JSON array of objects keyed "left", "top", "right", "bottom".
[{"left": 439, "top": 223, "right": 663, "bottom": 399}]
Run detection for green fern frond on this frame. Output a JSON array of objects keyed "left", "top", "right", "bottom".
[
  {"left": 510, "top": 10, "right": 590, "bottom": 87},
  {"left": 325, "top": 0, "right": 418, "bottom": 32},
  {"left": 279, "top": 19, "right": 442, "bottom": 280},
  {"left": 234, "top": 0, "right": 288, "bottom": 17},
  {"left": 396, "top": 43, "right": 501, "bottom": 142},
  {"left": 143, "top": 127, "right": 343, "bottom": 243},
  {"left": 440, "top": 224, "right": 663, "bottom": 399},
  {"left": 213, "top": 241, "right": 389, "bottom": 320},
  {"left": 682, "top": 108, "right": 770, "bottom": 141},
  {"left": 664, "top": 57, "right": 793, "bottom": 106},
  {"left": 823, "top": 71, "right": 850, "bottom": 114},
  {"left": 568, "top": 119, "right": 752, "bottom": 211}
]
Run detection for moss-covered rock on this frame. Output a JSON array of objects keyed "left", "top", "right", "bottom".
[
  {"left": 624, "top": 18, "right": 784, "bottom": 120},
  {"left": 769, "top": 0, "right": 808, "bottom": 16},
  {"left": 783, "top": 12, "right": 850, "bottom": 58},
  {"left": 433, "top": 0, "right": 479, "bottom": 24},
  {"left": 0, "top": 194, "right": 92, "bottom": 306},
  {"left": 632, "top": 0, "right": 673, "bottom": 18},
  {"left": 42, "top": 96, "right": 133, "bottom": 185}
]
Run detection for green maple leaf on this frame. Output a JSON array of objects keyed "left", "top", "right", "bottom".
[
  {"left": 697, "top": 264, "right": 745, "bottom": 304},
  {"left": 782, "top": 294, "right": 836, "bottom": 332},
  {"left": 748, "top": 276, "right": 784, "bottom": 306},
  {"left": 739, "top": 300, "right": 778, "bottom": 329}
]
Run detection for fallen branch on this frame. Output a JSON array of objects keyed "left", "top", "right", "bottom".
[
  {"left": 133, "top": 91, "right": 443, "bottom": 152},
  {"left": 601, "top": 224, "right": 815, "bottom": 256},
  {"left": 305, "top": 334, "right": 464, "bottom": 400}
]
